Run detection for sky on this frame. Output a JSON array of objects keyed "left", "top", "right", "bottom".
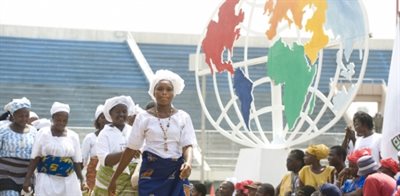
[{"left": 0, "top": 0, "right": 397, "bottom": 39}]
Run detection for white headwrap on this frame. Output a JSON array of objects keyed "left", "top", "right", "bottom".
[
  {"left": 129, "top": 104, "right": 144, "bottom": 116},
  {"left": 94, "top": 104, "right": 104, "bottom": 120},
  {"left": 4, "top": 97, "right": 31, "bottom": 114},
  {"left": 50, "top": 102, "right": 70, "bottom": 115},
  {"left": 29, "top": 111, "right": 39, "bottom": 119},
  {"left": 148, "top": 69, "right": 185, "bottom": 101},
  {"left": 31, "top": 118, "right": 51, "bottom": 130},
  {"left": 103, "top": 95, "right": 135, "bottom": 122}
]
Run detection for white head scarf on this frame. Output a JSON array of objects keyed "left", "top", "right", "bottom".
[
  {"left": 103, "top": 96, "right": 135, "bottom": 122},
  {"left": 129, "top": 104, "right": 144, "bottom": 116},
  {"left": 4, "top": 97, "right": 31, "bottom": 114},
  {"left": 148, "top": 69, "right": 185, "bottom": 101},
  {"left": 31, "top": 118, "right": 51, "bottom": 130},
  {"left": 50, "top": 102, "right": 70, "bottom": 115},
  {"left": 94, "top": 104, "right": 104, "bottom": 120},
  {"left": 29, "top": 111, "right": 39, "bottom": 119}
]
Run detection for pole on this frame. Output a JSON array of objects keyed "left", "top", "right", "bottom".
[
  {"left": 397, "top": 0, "right": 400, "bottom": 23},
  {"left": 200, "top": 75, "right": 206, "bottom": 183}
]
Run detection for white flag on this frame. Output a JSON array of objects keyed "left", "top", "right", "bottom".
[{"left": 381, "top": 20, "right": 400, "bottom": 159}]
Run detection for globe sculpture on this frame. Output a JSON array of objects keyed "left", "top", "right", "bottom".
[{"left": 194, "top": 0, "right": 369, "bottom": 148}]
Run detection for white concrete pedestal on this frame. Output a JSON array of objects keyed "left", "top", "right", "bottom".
[{"left": 234, "top": 148, "right": 290, "bottom": 186}]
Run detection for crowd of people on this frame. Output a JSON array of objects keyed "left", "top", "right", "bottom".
[
  {"left": 0, "top": 69, "right": 399, "bottom": 196},
  {"left": 207, "top": 110, "right": 399, "bottom": 196}
]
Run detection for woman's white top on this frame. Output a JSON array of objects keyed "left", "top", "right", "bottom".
[
  {"left": 31, "top": 127, "right": 82, "bottom": 196},
  {"left": 95, "top": 124, "right": 138, "bottom": 189},
  {"left": 354, "top": 132, "right": 382, "bottom": 163},
  {"left": 96, "top": 124, "right": 133, "bottom": 167},
  {"left": 127, "top": 110, "right": 197, "bottom": 159},
  {"left": 81, "top": 132, "right": 97, "bottom": 166}
]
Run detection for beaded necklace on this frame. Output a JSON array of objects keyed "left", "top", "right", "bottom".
[{"left": 156, "top": 108, "right": 173, "bottom": 151}]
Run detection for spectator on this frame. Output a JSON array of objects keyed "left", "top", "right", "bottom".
[
  {"left": 244, "top": 181, "right": 262, "bottom": 196},
  {"left": 343, "top": 111, "right": 381, "bottom": 162},
  {"left": 319, "top": 183, "right": 341, "bottom": 196},
  {"left": 192, "top": 183, "right": 207, "bottom": 196},
  {"left": 378, "top": 157, "right": 399, "bottom": 178},
  {"left": 339, "top": 148, "right": 371, "bottom": 195},
  {"left": 295, "top": 185, "right": 315, "bottom": 196},
  {"left": 219, "top": 180, "right": 235, "bottom": 196},
  {"left": 328, "top": 145, "right": 346, "bottom": 186},
  {"left": 357, "top": 155, "right": 396, "bottom": 196},
  {"left": 235, "top": 179, "right": 253, "bottom": 196},
  {"left": 276, "top": 149, "right": 305, "bottom": 196},
  {"left": 299, "top": 144, "right": 335, "bottom": 189},
  {"left": 255, "top": 183, "right": 274, "bottom": 196}
]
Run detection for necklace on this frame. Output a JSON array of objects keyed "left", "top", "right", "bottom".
[{"left": 156, "top": 108, "right": 172, "bottom": 151}]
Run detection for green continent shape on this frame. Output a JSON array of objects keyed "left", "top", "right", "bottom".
[{"left": 267, "top": 39, "right": 316, "bottom": 130}]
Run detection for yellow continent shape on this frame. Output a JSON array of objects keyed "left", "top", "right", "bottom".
[{"left": 264, "top": 0, "right": 328, "bottom": 64}]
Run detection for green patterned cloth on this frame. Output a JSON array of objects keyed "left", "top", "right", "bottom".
[{"left": 93, "top": 162, "right": 138, "bottom": 196}]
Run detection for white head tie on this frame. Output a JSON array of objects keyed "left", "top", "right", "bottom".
[
  {"left": 103, "top": 95, "right": 135, "bottom": 122},
  {"left": 50, "top": 102, "right": 70, "bottom": 115},
  {"left": 94, "top": 104, "right": 104, "bottom": 120},
  {"left": 29, "top": 111, "right": 39, "bottom": 119},
  {"left": 129, "top": 104, "right": 144, "bottom": 116},
  {"left": 148, "top": 69, "right": 185, "bottom": 100},
  {"left": 31, "top": 118, "right": 51, "bottom": 130}
]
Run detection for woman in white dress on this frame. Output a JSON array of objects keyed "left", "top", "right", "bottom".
[
  {"left": 108, "top": 69, "right": 197, "bottom": 196},
  {"left": 93, "top": 96, "right": 139, "bottom": 196},
  {"left": 81, "top": 104, "right": 108, "bottom": 195},
  {"left": 23, "top": 102, "right": 84, "bottom": 196}
]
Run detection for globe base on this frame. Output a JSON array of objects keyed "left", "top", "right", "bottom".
[{"left": 234, "top": 148, "right": 290, "bottom": 186}]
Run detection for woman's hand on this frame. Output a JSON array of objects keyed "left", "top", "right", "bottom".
[
  {"left": 22, "top": 178, "right": 31, "bottom": 193},
  {"left": 345, "top": 126, "right": 356, "bottom": 141},
  {"left": 337, "top": 167, "right": 351, "bottom": 186},
  {"left": 132, "top": 150, "right": 141, "bottom": 159},
  {"left": 179, "top": 162, "right": 192, "bottom": 180},
  {"left": 80, "top": 179, "right": 88, "bottom": 192},
  {"left": 108, "top": 178, "right": 117, "bottom": 196}
]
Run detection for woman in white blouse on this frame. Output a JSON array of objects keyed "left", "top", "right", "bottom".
[
  {"left": 108, "top": 69, "right": 197, "bottom": 196},
  {"left": 93, "top": 96, "right": 139, "bottom": 196},
  {"left": 81, "top": 104, "right": 108, "bottom": 195}
]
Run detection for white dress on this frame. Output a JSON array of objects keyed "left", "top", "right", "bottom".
[
  {"left": 127, "top": 110, "right": 197, "bottom": 159},
  {"left": 31, "top": 127, "right": 82, "bottom": 196},
  {"left": 81, "top": 132, "right": 97, "bottom": 166}
]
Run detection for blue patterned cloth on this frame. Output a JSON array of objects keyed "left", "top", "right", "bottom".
[
  {"left": 0, "top": 124, "right": 36, "bottom": 195},
  {"left": 138, "top": 151, "right": 190, "bottom": 196},
  {"left": 0, "top": 189, "right": 20, "bottom": 196},
  {"left": 37, "top": 155, "right": 74, "bottom": 177},
  {"left": 0, "top": 125, "right": 36, "bottom": 159},
  {"left": 341, "top": 176, "right": 366, "bottom": 193}
]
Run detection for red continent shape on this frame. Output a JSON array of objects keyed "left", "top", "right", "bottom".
[{"left": 201, "top": 0, "right": 244, "bottom": 75}]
